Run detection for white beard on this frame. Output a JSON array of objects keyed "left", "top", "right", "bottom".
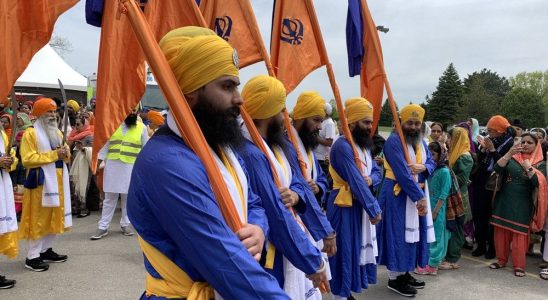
[{"left": 38, "top": 117, "right": 62, "bottom": 148}]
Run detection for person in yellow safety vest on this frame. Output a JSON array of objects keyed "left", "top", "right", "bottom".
[{"left": 91, "top": 110, "right": 148, "bottom": 240}]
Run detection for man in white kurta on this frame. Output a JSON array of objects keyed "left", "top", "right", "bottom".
[{"left": 91, "top": 112, "right": 148, "bottom": 240}]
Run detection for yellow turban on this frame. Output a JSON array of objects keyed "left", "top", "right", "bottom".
[
  {"left": 242, "top": 75, "right": 286, "bottom": 119},
  {"left": 400, "top": 104, "right": 425, "bottom": 122},
  {"left": 67, "top": 99, "right": 80, "bottom": 112},
  {"left": 292, "top": 91, "right": 326, "bottom": 120},
  {"left": 345, "top": 97, "right": 373, "bottom": 124},
  {"left": 159, "top": 26, "right": 239, "bottom": 94}
]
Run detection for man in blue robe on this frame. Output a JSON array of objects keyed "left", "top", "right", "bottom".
[
  {"left": 377, "top": 104, "right": 436, "bottom": 297},
  {"left": 326, "top": 98, "right": 382, "bottom": 300},
  {"left": 236, "top": 75, "right": 330, "bottom": 297},
  {"left": 128, "top": 27, "right": 288, "bottom": 299}
]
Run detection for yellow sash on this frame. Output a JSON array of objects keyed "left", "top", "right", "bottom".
[
  {"left": 329, "top": 165, "right": 354, "bottom": 207},
  {"left": 218, "top": 148, "right": 247, "bottom": 221},
  {"left": 137, "top": 236, "right": 214, "bottom": 299},
  {"left": 384, "top": 144, "right": 423, "bottom": 196}
]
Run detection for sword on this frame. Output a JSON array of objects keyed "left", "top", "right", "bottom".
[
  {"left": 7, "top": 88, "right": 18, "bottom": 151},
  {"left": 58, "top": 79, "right": 69, "bottom": 145}
]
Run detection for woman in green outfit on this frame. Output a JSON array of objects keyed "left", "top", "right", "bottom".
[
  {"left": 489, "top": 133, "right": 547, "bottom": 277},
  {"left": 415, "top": 142, "right": 452, "bottom": 275},
  {"left": 439, "top": 127, "right": 473, "bottom": 270}
]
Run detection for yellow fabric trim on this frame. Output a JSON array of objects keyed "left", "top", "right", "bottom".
[
  {"left": 384, "top": 144, "right": 423, "bottom": 196},
  {"left": 329, "top": 165, "right": 353, "bottom": 207},
  {"left": 264, "top": 243, "right": 276, "bottom": 269},
  {"left": 273, "top": 148, "right": 289, "bottom": 179},
  {"left": 137, "top": 236, "right": 214, "bottom": 300},
  {"left": 218, "top": 148, "right": 246, "bottom": 222},
  {"left": 0, "top": 231, "right": 18, "bottom": 259}
]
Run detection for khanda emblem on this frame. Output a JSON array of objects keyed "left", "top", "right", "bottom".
[
  {"left": 280, "top": 18, "right": 304, "bottom": 45},
  {"left": 215, "top": 16, "right": 233, "bottom": 41}
]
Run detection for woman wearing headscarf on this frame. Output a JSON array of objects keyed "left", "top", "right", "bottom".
[
  {"left": 472, "top": 115, "right": 515, "bottom": 259},
  {"left": 68, "top": 116, "right": 94, "bottom": 218},
  {"left": 489, "top": 133, "right": 547, "bottom": 277},
  {"left": 415, "top": 142, "right": 452, "bottom": 275},
  {"left": 457, "top": 121, "right": 478, "bottom": 247},
  {"left": 439, "top": 127, "right": 474, "bottom": 270}
]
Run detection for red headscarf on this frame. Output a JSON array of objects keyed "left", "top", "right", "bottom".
[{"left": 514, "top": 138, "right": 548, "bottom": 232}]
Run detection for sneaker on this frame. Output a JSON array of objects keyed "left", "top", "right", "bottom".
[
  {"left": 90, "top": 229, "right": 108, "bottom": 240},
  {"left": 0, "top": 275, "right": 16, "bottom": 289},
  {"left": 25, "top": 258, "right": 49, "bottom": 272},
  {"left": 404, "top": 272, "right": 425, "bottom": 289},
  {"left": 40, "top": 248, "right": 68, "bottom": 263},
  {"left": 388, "top": 275, "right": 417, "bottom": 297},
  {"left": 414, "top": 267, "right": 428, "bottom": 275},
  {"left": 121, "top": 226, "right": 134, "bottom": 236},
  {"left": 415, "top": 266, "right": 437, "bottom": 275}
]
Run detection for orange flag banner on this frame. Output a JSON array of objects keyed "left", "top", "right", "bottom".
[
  {"left": 0, "top": 0, "right": 78, "bottom": 100},
  {"left": 92, "top": 0, "right": 146, "bottom": 170},
  {"left": 199, "top": 0, "right": 265, "bottom": 69},
  {"left": 359, "top": 0, "right": 385, "bottom": 133},
  {"left": 145, "top": 0, "right": 207, "bottom": 41},
  {"left": 270, "top": 0, "right": 326, "bottom": 93}
]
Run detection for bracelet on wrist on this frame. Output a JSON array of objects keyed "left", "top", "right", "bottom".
[{"left": 316, "top": 260, "right": 326, "bottom": 274}]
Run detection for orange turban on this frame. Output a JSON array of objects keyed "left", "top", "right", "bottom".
[
  {"left": 487, "top": 115, "right": 510, "bottom": 134},
  {"left": 147, "top": 110, "right": 165, "bottom": 126},
  {"left": 32, "top": 98, "right": 57, "bottom": 118}
]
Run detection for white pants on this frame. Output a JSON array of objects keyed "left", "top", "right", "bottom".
[
  {"left": 26, "top": 234, "right": 56, "bottom": 259},
  {"left": 98, "top": 193, "right": 129, "bottom": 230},
  {"left": 332, "top": 295, "right": 348, "bottom": 300}
]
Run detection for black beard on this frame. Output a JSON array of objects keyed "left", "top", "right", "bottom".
[
  {"left": 403, "top": 126, "right": 421, "bottom": 146},
  {"left": 192, "top": 93, "right": 243, "bottom": 149},
  {"left": 298, "top": 123, "right": 319, "bottom": 152},
  {"left": 124, "top": 114, "right": 138, "bottom": 127},
  {"left": 352, "top": 126, "right": 373, "bottom": 149},
  {"left": 266, "top": 118, "right": 286, "bottom": 150}
]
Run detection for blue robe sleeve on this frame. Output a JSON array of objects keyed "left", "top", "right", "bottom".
[
  {"left": 422, "top": 141, "right": 436, "bottom": 178},
  {"left": 331, "top": 138, "right": 382, "bottom": 218},
  {"left": 384, "top": 135, "right": 426, "bottom": 202},
  {"left": 285, "top": 141, "right": 334, "bottom": 241},
  {"left": 237, "top": 143, "right": 323, "bottom": 275},
  {"left": 370, "top": 156, "right": 382, "bottom": 190},
  {"left": 238, "top": 154, "right": 269, "bottom": 238},
  {"left": 314, "top": 157, "right": 329, "bottom": 206},
  {"left": 131, "top": 145, "right": 288, "bottom": 299}
]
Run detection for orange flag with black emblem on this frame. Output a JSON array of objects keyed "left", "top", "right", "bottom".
[
  {"left": 0, "top": 0, "right": 78, "bottom": 100},
  {"left": 270, "top": 0, "right": 326, "bottom": 93},
  {"left": 145, "top": 0, "right": 207, "bottom": 41},
  {"left": 199, "top": 0, "right": 264, "bottom": 69}
]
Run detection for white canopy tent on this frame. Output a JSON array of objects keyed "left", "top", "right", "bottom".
[{"left": 15, "top": 44, "right": 88, "bottom": 91}]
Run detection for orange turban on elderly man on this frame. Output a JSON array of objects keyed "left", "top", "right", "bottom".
[{"left": 32, "top": 98, "right": 57, "bottom": 118}]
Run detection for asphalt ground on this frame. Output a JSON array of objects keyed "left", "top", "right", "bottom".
[{"left": 1, "top": 210, "right": 546, "bottom": 299}]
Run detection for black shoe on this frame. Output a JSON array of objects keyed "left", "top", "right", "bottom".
[
  {"left": 404, "top": 272, "right": 425, "bottom": 289},
  {"left": 77, "top": 210, "right": 90, "bottom": 218},
  {"left": 485, "top": 249, "right": 496, "bottom": 260},
  {"left": 472, "top": 247, "right": 486, "bottom": 257},
  {"left": 388, "top": 276, "right": 417, "bottom": 297},
  {"left": 40, "top": 248, "right": 68, "bottom": 263},
  {"left": 25, "top": 258, "right": 49, "bottom": 272},
  {"left": 347, "top": 296, "right": 357, "bottom": 300},
  {"left": 0, "top": 275, "right": 16, "bottom": 289}
]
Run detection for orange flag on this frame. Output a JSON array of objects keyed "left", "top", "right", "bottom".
[
  {"left": 271, "top": 0, "right": 326, "bottom": 93},
  {"left": 359, "top": 0, "right": 386, "bottom": 133},
  {"left": 92, "top": 0, "right": 146, "bottom": 169},
  {"left": 199, "top": 0, "right": 266, "bottom": 69},
  {"left": 0, "top": 0, "right": 78, "bottom": 100},
  {"left": 145, "top": 0, "right": 207, "bottom": 41}
]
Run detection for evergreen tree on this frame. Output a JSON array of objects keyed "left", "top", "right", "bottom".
[
  {"left": 378, "top": 99, "right": 397, "bottom": 127},
  {"left": 500, "top": 88, "right": 546, "bottom": 128},
  {"left": 426, "top": 63, "right": 463, "bottom": 124}
]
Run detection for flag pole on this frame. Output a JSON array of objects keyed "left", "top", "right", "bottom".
[
  {"left": 360, "top": 0, "right": 410, "bottom": 163},
  {"left": 303, "top": 0, "right": 362, "bottom": 170},
  {"left": 120, "top": 0, "right": 242, "bottom": 232}
]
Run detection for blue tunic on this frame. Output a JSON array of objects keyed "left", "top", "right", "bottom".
[
  {"left": 377, "top": 133, "right": 436, "bottom": 272},
  {"left": 326, "top": 137, "right": 382, "bottom": 297},
  {"left": 127, "top": 128, "right": 289, "bottom": 299},
  {"left": 283, "top": 138, "right": 334, "bottom": 241},
  {"left": 235, "top": 139, "right": 323, "bottom": 286}
]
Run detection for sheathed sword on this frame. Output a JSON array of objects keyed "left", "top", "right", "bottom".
[
  {"left": 7, "top": 88, "right": 18, "bottom": 151},
  {"left": 58, "top": 79, "right": 69, "bottom": 145}
]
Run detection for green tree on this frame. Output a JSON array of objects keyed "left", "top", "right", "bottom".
[
  {"left": 426, "top": 63, "right": 463, "bottom": 124},
  {"left": 463, "top": 68, "right": 510, "bottom": 100},
  {"left": 378, "top": 99, "right": 397, "bottom": 127},
  {"left": 500, "top": 88, "right": 546, "bottom": 128},
  {"left": 509, "top": 70, "right": 548, "bottom": 122},
  {"left": 328, "top": 99, "right": 339, "bottom": 122}
]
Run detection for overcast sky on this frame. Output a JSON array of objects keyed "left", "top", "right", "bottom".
[{"left": 53, "top": 0, "right": 548, "bottom": 109}]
